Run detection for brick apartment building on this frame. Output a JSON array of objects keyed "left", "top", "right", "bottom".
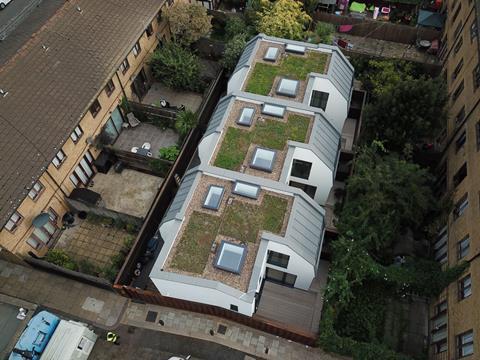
[
  {"left": 431, "top": 0, "right": 480, "bottom": 358},
  {"left": 0, "top": 0, "right": 171, "bottom": 260}
]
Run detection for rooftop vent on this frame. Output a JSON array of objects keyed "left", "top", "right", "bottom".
[
  {"left": 202, "top": 185, "right": 224, "bottom": 211},
  {"left": 276, "top": 78, "right": 299, "bottom": 97},
  {"left": 263, "top": 47, "right": 279, "bottom": 62},
  {"left": 232, "top": 181, "right": 260, "bottom": 199},
  {"left": 250, "top": 147, "right": 276, "bottom": 173},
  {"left": 261, "top": 104, "right": 285, "bottom": 118},
  {"left": 236, "top": 107, "right": 255, "bottom": 127},
  {"left": 285, "top": 44, "right": 306, "bottom": 54},
  {"left": 214, "top": 241, "right": 247, "bottom": 274}
]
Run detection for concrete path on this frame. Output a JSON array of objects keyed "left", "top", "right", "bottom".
[
  {"left": 0, "top": 260, "right": 127, "bottom": 328},
  {"left": 123, "top": 303, "right": 348, "bottom": 360}
]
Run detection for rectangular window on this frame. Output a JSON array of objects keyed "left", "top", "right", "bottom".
[
  {"left": 471, "top": 21, "right": 478, "bottom": 41},
  {"left": 456, "top": 106, "right": 466, "bottom": 126},
  {"left": 70, "top": 151, "right": 95, "bottom": 186},
  {"left": 453, "top": 81, "right": 464, "bottom": 101},
  {"left": 146, "top": 23, "right": 154, "bottom": 37},
  {"left": 458, "top": 235, "right": 470, "bottom": 260},
  {"left": 27, "top": 211, "right": 58, "bottom": 249},
  {"left": 104, "top": 79, "right": 115, "bottom": 97},
  {"left": 290, "top": 159, "right": 312, "bottom": 180},
  {"left": 203, "top": 185, "right": 224, "bottom": 210},
  {"left": 453, "top": 21, "right": 463, "bottom": 39},
  {"left": 232, "top": 181, "right": 260, "bottom": 199},
  {"left": 132, "top": 41, "right": 141, "bottom": 57},
  {"left": 434, "top": 226, "right": 448, "bottom": 264},
  {"left": 454, "top": 193, "right": 468, "bottom": 219},
  {"left": 70, "top": 125, "right": 84, "bottom": 143},
  {"left": 289, "top": 180, "right": 317, "bottom": 200},
  {"left": 89, "top": 99, "right": 101, "bottom": 117},
  {"left": 436, "top": 340, "right": 447, "bottom": 353},
  {"left": 28, "top": 181, "right": 44, "bottom": 201},
  {"left": 476, "top": 121, "right": 480, "bottom": 151},
  {"left": 4, "top": 211, "right": 23, "bottom": 232},
  {"left": 452, "top": 58, "right": 464, "bottom": 80},
  {"left": 453, "top": 163, "right": 467, "bottom": 187},
  {"left": 156, "top": 9, "right": 163, "bottom": 23},
  {"left": 265, "top": 267, "right": 297, "bottom": 287},
  {"left": 267, "top": 250, "right": 290, "bottom": 268},
  {"left": 261, "top": 103, "right": 285, "bottom": 118},
  {"left": 474, "top": 64, "right": 480, "bottom": 90},
  {"left": 455, "top": 131, "right": 467, "bottom": 152},
  {"left": 435, "top": 300, "right": 447, "bottom": 315},
  {"left": 52, "top": 149, "right": 66, "bottom": 168},
  {"left": 459, "top": 274, "right": 472, "bottom": 300},
  {"left": 120, "top": 58, "right": 130, "bottom": 75},
  {"left": 454, "top": 37, "right": 463, "bottom": 54},
  {"left": 451, "top": 2, "right": 462, "bottom": 24},
  {"left": 230, "top": 304, "right": 238, "bottom": 312},
  {"left": 457, "top": 330, "right": 474, "bottom": 357},
  {"left": 237, "top": 107, "right": 255, "bottom": 126},
  {"left": 310, "top": 90, "right": 329, "bottom": 111}
]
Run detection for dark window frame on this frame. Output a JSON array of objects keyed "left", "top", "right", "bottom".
[
  {"left": 132, "top": 41, "right": 141, "bottom": 57},
  {"left": 457, "top": 235, "right": 470, "bottom": 260},
  {"left": 457, "top": 329, "right": 474, "bottom": 357},
  {"left": 290, "top": 159, "right": 312, "bottom": 180},
  {"left": 52, "top": 149, "right": 67, "bottom": 169},
  {"left": 455, "top": 130, "right": 467, "bottom": 152},
  {"left": 120, "top": 58, "right": 130, "bottom": 75},
  {"left": 230, "top": 304, "right": 238, "bottom": 312},
  {"left": 104, "top": 79, "right": 116, "bottom": 97},
  {"left": 267, "top": 250, "right": 290, "bottom": 268},
  {"left": 146, "top": 23, "right": 154, "bottom": 37},
  {"left": 453, "top": 163, "right": 467, "bottom": 187},
  {"left": 458, "top": 274, "right": 472, "bottom": 300},
  {"left": 4, "top": 211, "right": 23, "bottom": 233},
  {"left": 310, "top": 90, "right": 329, "bottom": 111},
  {"left": 89, "top": 99, "right": 102, "bottom": 117},
  {"left": 28, "top": 181, "right": 45, "bottom": 201},
  {"left": 70, "top": 125, "right": 84, "bottom": 143}
]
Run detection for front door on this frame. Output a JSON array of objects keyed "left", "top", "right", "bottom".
[
  {"left": 132, "top": 68, "right": 148, "bottom": 101},
  {"left": 265, "top": 267, "right": 297, "bottom": 287}
]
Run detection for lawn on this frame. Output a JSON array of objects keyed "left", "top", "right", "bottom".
[
  {"left": 245, "top": 52, "right": 329, "bottom": 95},
  {"left": 170, "top": 194, "right": 288, "bottom": 274},
  {"left": 214, "top": 114, "right": 310, "bottom": 171}
]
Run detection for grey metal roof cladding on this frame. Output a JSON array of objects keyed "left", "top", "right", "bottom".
[
  {"left": 327, "top": 50, "right": 355, "bottom": 102},
  {"left": 203, "top": 95, "right": 235, "bottom": 137},
  {"left": 232, "top": 36, "right": 259, "bottom": 74},
  {"left": 307, "top": 114, "right": 341, "bottom": 171},
  {"left": 162, "top": 170, "right": 199, "bottom": 223}
]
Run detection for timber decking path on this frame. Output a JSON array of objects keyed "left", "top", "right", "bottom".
[{"left": 0, "top": 260, "right": 348, "bottom": 359}]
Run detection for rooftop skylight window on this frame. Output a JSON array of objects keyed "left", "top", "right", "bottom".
[
  {"left": 202, "top": 185, "right": 224, "bottom": 210},
  {"left": 263, "top": 47, "right": 279, "bottom": 62},
  {"left": 236, "top": 107, "right": 255, "bottom": 127},
  {"left": 261, "top": 103, "right": 285, "bottom": 118},
  {"left": 285, "top": 44, "right": 306, "bottom": 54},
  {"left": 232, "top": 181, "right": 260, "bottom": 199},
  {"left": 276, "top": 78, "right": 299, "bottom": 97},
  {"left": 214, "top": 241, "right": 247, "bottom": 274},
  {"left": 250, "top": 147, "right": 276, "bottom": 172}
]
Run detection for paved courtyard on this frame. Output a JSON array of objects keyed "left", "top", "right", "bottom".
[
  {"left": 91, "top": 168, "right": 163, "bottom": 218},
  {"left": 114, "top": 123, "right": 179, "bottom": 160},
  {"left": 143, "top": 82, "right": 204, "bottom": 113},
  {"left": 55, "top": 220, "right": 132, "bottom": 269}
]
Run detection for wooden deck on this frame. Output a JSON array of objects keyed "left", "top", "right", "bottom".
[{"left": 255, "top": 281, "right": 320, "bottom": 334}]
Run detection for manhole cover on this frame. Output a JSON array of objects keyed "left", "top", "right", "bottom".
[
  {"left": 146, "top": 310, "right": 158, "bottom": 323},
  {"left": 217, "top": 324, "right": 227, "bottom": 335}
]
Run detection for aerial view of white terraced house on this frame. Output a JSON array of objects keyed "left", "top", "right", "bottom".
[{"left": 149, "top": 34, "right": 354, "bottom": 331}]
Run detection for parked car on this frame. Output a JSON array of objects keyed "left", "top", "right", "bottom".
[
  {"left": 168, "top": 356, "right": 191, "bottom": 360},
  {"left": 0, "top": 0, "right": 13, "bottom": 10}
]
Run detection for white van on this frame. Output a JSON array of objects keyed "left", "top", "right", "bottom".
[{"left": 0, "top": 0, "right": 13, "bottom": 10}]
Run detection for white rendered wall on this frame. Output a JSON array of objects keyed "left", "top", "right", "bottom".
[
  {"left": 284, "top": 147, "right": 333, "bottom": 205},
  {"left": 309, "top": 77, "right": 348, "bottom": 132},
  {"left": 151, "top": 277, "right": 255, "bottom": 316},
  {"left": 265, "top": 241, "right": 316, "bottom": 290}
]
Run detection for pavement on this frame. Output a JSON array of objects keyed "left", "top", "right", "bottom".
[{"left": 0, "top": 260, "right": 348, "bottom": 359}]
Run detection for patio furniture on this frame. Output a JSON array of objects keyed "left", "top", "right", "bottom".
[
  {"left": 349, "top": 1, "right": 366, "bottom": 13},
  {"left": 131, "top": 146, "right": 139, "bottom": 153},
  {"left": 142, "top": 142, "right": 151, "bottom": 150},
  {"left": 126, "top": 112, "right": 141, "bottom": 128},
  {"left": 135, "top": 148, "right": 152, "bottom": 157},
  {"left": 338, "top": 24, "right": 353, "bottom": 33},
  {"left": 381, "top": 6, "right": 391, "bottom": 15}
]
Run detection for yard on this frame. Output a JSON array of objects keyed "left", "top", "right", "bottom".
[
  {"left": 214, "top": 114, "right": 310, "bottom": 170},
  {"left": 170, "top": 194, "right": 288, "bottom": 274},
  {"left": 245, "top": 52, "right": 329, "bottom": 95}
]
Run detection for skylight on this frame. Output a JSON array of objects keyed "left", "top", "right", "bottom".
[
  {"left": 203, "top": 185, "right": 224, "bottom": 210},
  {"left": 276, "top": 78, "right": 299, "bottom": 97},
  {"left": 250, "top": 147, "right": 276, "bottom": 172},
  {"left": 215, "top": 241, "right": 247, "bottom": 274},
  {"left": 236, "top": 107, "right": 255, "bottom": 127},
  {"left": 233, "top": 181, "right": 260, "bottom": 199},
  {"left": 263, "top": 47, "right": 279, "bottom": 62},
  {"left": 262, "top": 104, "right": 285, "bottom": 118},
  {"left": 285, "top": 44, "right": 306, "bottom": 54}
]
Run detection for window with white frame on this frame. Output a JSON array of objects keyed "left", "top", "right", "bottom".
[
  {"left": 70, "top": 125, "right": 84, "bottom": 143},
  {"left": 453, "top": 193, "right": 469, "bottom": 220},
  {"left": 26, "top": 208, "right": 58, "bottom": 250},
  {"left": 70, "top": 151, "right": 95, "bottom": 186},
  {"left": 458, "top": 235, "right": 470, "bottom": 260},
  {"left": 4, "top": 211, "right": 23, "bottom": 232},
  {"left": 120, "top": 58, "right": 130, "bottom": 74},
  {"left": 431, "top": 300, "right": 447, "bottom": 352},
  {"left": 132, "top": 41, "right": 141, "bottom": 57},
  {"left": 457, "top": 330, "right": 474, "bottom": 357},
  {"left": 52, "top": 150, "right": 66, "bottom": 168},
  {"left": 28, "top": 181, "right": 45, "bottom": 201},
  {"left": 459, "top": 274, "right": 472, "bottom": 300}
]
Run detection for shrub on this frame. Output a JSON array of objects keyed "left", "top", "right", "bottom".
[
  {"left": 225, "top": 16, "right": 248, "bottom": 40},
  {"left": 221, "top": 34, "right": 247, "bottom": 71},
  {"left": 314, "top": 21, "right": 335, "bottom": 44},
  {"left": 175, "top": 109, "right": 198, "bottom": 139},
  {"left": 159, "top": 145, "right": 180, "bottom": 161},
  {"left": 78, "top": 259, "right": 99, "bottom": 276},
  {"left": 125, "top": 223, "right": 137, "bottom": 234},
  {"left": 165, "top": 2, "right": 212, "bottom": 46},
  {"left": 149, "top": 43, "right": 203, "bottom": 92},
  {"left": 45, "top": 249, "right": 78, "bottom": 271}
]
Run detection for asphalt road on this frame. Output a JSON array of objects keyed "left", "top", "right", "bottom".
[
  {"left": 0, "top": 0, "right": 31, "bottom": 26},
  {"left": 90, "top": 325, "right": 252, "bottom": 360}
]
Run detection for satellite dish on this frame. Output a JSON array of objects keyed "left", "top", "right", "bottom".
[{"left": 32, "top": 213, "right": 50, "bottom": 228}]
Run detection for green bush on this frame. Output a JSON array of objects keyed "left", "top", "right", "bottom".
[
  {"left": 225, "top": 16, "right": 248, "bottom": 40},
  {"left": 45, "top": 250, "right": 78, "bottom": 271},
  {"left": 78, "top": 259, "right": 99, "bottom": 276},
  {"left": 221, "top": 34, "right": 247, "bottom": 71},
  {"left": 159, "top": 145, "right": 180, "bottom": 161},
  {"left": 175, "top": 109, "right": 198, "bottom": 139},
  {"left": 314, "top": 21, "right": 335, "bottom": 44},
  {"left": 149, "top": 43, "right": 203, "bottom": 92},
  {"left": 125, "top": 223, "right": 137, "bottom": 234}
]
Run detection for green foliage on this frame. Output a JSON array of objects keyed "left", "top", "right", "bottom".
[
  {"left": 175, "top": 109, "right": 198, "bottom": 139},
  {"left": 125, "top": 223, "right": 137, "bottom": 235},
  {"left": 363, "top": 77, "right": 448, "bottom": 152},
  {"left": 45, "top": 250, "right": 78, "bottom": 271},
  {"left": 225, "top": 16, "right": 248, "bottom": 40},
  {"left": 221, "top": 33, "right": 247, "bottom": 71},
  {"left": 78, "top": 259, "right": 99, "bottom": 276},
  {"left": 159, "top": 145, "right": 180, "bottom": 161},
  {"left": 165, "top": 2, "right": 212, "bottom": 46},
  {"left": 313, "top": 21, "right": 335, "bottom": 44},
  {"left": 149, "top": 158, "right": 172, "bottom": 175},
  {"left": 123, "top": 235, "right": 135, "bottom": 250},
  {"left": 149, "top": 43, "right": 203, "bottom": 92},
  {"left": 256, "top": 0, "right": 311, "bottom": 40}
]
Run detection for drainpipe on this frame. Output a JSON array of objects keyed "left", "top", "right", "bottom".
[
  {"left": 115, "top": 72, "right": 129, "bottom": 106},
  {"left": 45, "top": 170, "right": 69, "bottom": 198}
]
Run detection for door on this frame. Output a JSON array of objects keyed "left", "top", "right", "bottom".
[
  {"left": 132, "top": 68, "right": 148, "bottom": 100},
  {"left": 265, "top": 267, "right": 297, "bottom": 287}
]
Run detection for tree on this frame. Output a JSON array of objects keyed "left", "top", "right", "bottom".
[
  {"left": 225, "top": 16, "right": 249, "bottom": 40},
  {"left": 175, "top": 109, "right": 198, "bottom": 139},
  {"left": 149, "top": 43, "right": 202, "bottom": 91},
  {"left": 362, "top": 77, "right": 448, "bottom": 152},
  {"left": 256, "top": 0, "right": 311, "bottom": 40},
  {"left": 165, "top": 2, "right": 212, "bottom": 46},
  {"left": 221, "top": 33, "right": 247, "bottom": 71}
]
